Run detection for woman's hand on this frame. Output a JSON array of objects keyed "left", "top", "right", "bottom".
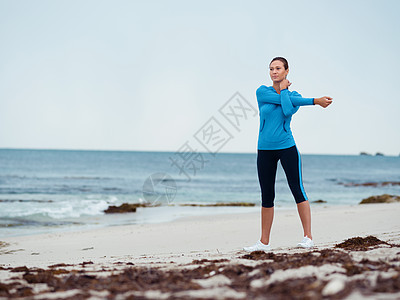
[
  {"left": 314, "top": 96, "right": 333, "bottom": 108},
  {"left": 279, "top": 79, "right": 292, "bottom": 90}
]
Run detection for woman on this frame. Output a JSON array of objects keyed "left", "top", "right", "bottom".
[{"left": 244, "top": 57, "right": 332, "bottom": 252}]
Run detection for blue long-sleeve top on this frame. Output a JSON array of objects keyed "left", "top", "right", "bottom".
[{"left": 256, "top": 85, "right": 314, "bottom": 150}]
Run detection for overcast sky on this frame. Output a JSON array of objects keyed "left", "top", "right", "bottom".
[{"left": 1, "top": 0, "right": 399, "bottom": 155}]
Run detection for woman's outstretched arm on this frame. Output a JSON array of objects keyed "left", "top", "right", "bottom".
[
  {"left": 256, "top": 84, "right": 333, "bottom": 109},
  {"left": 281, "top": 90, "right": 333, "bottom": 115},
  {"left": 256, "top": 86, "right": 314, "bottom": 107}
]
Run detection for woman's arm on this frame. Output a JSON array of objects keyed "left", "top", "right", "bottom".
[
  {"left": 257, "top": 82, "right": 333, "bottom": 109},
  {"left": 280, "top": 79, "right": 333, "bottom": 108},
  {"left": 314, "top": 96, "right": 333, "bottom": 108},
  {"left": 256, "top": 86, "right": 281, "bottom": 105},
  {"left": 256, "top": 86, "right": 314, "bottom": 107},
  {"left": 280, "top": 89, "right": 298, "bottom": 117}
]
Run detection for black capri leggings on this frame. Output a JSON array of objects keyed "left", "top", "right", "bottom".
[{"left": 257, "top": 145, "right": 308, "bottom": 208}]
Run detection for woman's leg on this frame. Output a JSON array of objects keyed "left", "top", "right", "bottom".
[
  {"left": 297, "top": 201, "right": 312, "bottom": 239},
  {"left": 261, "top": 206, "right": 274, "bottom": 244},
  {"left": 257, "top": 149, "right": 278, "bottom": 245},
  {"left": 280, "top": 146, "right": 312, "bottom": 239}
]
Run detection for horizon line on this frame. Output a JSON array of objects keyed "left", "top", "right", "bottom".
[{"left": 0, "top": 147, "right": 397, "bottom": 157}]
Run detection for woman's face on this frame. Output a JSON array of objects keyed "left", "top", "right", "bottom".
[{"left": 269, "top": 60, "right": 289, "bottom": 83}]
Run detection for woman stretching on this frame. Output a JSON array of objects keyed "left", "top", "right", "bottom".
[{"left": 244, "top": 57, "right": 332, "bottom": 252}]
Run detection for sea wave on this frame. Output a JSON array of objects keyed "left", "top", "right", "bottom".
[{"left": 0, "top": 198, "right": 112, "bottom": 219}]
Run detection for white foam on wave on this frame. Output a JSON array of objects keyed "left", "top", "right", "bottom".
[
  {"left": 44, "top": 199, "right": 110, "bottom": 219},
  {"left": 0, "top": 196, "right": 116, "bottom": 219}
]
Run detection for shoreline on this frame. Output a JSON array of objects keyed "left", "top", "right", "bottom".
[
  {"left": 0, "top": 202, "right": 367, "bottom": 238},
  {"left": 1, "top": 200, "right": 377, "bottom": 239},
  {"left": 0, "top": 202, "right": 330, "bottom": 239},
  {"left": 0, "top": 204, "right": 262, "bottom": 239}
]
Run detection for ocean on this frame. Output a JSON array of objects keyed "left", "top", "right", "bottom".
[{"left": 1, "top": 149, "right": 399, "bottom": 237}]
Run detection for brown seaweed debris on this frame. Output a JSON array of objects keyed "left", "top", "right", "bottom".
[
  {"left": 48, "top": 263, "right": 73, "bottom": 268},
  {"left": 33, "top": 266, "right": 202, "bottom": 294},
  {"left": 335, "top": 235, "right": 389, "bottom": 251},
  {"left": 191, "top": 258, "right": 229, "bottom": 264},
  {"left": 241, "top": 249, "right": 354, "bottom": 270},
  {"left": 373, "top": 273, "right": 400, "bottom": 293},
  {"left": 79, "top": 261, "right": 94, "bottom": 266},
  {"left": 341, "top": 181, "right": 400, "bottom": 187},
  {"left": 10, "top": 266, "right": 30, "bottom": 273},
  {"left": 0, "top": 241, "right": 9, "bottom": 248},
  {"left": 341, "top": 259, "right": 395, "bottom": 277},
  {"left": 180, "top": 202, "right": 255, "bottom": 207},
  {"left": 23, "top": 269, "right": 60, "bottom": 286},
  {"left": 241, "top": 250, "right": 275, "bottom": 260},
  {"left": 0, "top": 282, "right": 33, "bottom": 298},
  {"left": 254, "top": 276, "right": 332, "bottom": 300},
  {"left": 360, "top": 194, "right": 400, "bottom": 204},
  {"left": 0, "top": 248, "right": 399, "bottom": 299}
]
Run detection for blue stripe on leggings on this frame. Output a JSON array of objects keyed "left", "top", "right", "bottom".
[{"left": 296, "top": 147, "right": 308, "bottom": 200}]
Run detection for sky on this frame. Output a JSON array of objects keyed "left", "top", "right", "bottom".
[{"left": 0, "top": 0, "right": 399, "bottom": 155}]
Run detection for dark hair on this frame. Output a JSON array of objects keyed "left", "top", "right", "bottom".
[{"left": 270, "top": 57, "right": 289, "bottom": 70}]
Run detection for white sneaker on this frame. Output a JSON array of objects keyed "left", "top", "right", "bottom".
[
  {"left": 297, "top": 236, "right": 314, "bottom": 248},
  {"left": 243, "top": 240, "right": 271, "bottom": 252}
]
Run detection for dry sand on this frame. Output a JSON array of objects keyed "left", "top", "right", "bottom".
[{"left": 1, "top": 203, "right": 400, "bottom": 299}]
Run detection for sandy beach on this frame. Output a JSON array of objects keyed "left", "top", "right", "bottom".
[{"left": 1, "top": 203, "right": 400, "bottom": 299}]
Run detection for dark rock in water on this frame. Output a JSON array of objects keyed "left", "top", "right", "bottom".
[
  {"left": 104, "top": 202, "right": 158, "bottom": 213},
  {"left": 104, "top": 203, "right": 153, "bottom": 214},
  {"left": 359, "top": 152, "right": 371, "bottom": 156},
  {"left": 360, "top": 194, "right": 400, "bottom": 204},
  {"left": 312, "top": 200, "right": 327, "bottom": 203},
  {"left": 375, "top": 152, "right": 384, "bottom": 156},
  {"left": 104, "top": 203, "right": 137, "bottom": 213},
  {"left": 335, "top": 236, "right": 389, "bottom": 251}
]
